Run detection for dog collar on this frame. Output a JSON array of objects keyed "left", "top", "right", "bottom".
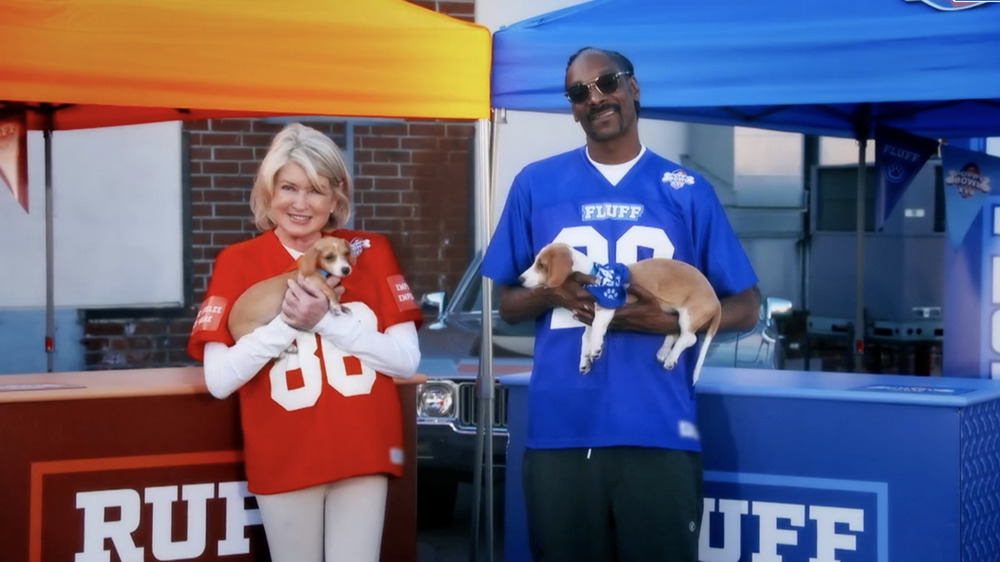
[
  {"left": 291, "top": 254, "right": 332, "bottom": 277},
  {"left": 585, "top": 263, "right": 630, "bottom": 309}
]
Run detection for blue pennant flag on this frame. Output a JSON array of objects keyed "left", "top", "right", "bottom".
[{"left": 874, "top": 124, "right": 939, "bottom": 232}]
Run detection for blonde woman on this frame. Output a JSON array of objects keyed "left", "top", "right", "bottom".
[{"left": 188, "top": 123, "right": 422, "bottom": 562}]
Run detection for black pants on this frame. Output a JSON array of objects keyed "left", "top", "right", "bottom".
[{"left": 522, "top": 446, "right": 703, "bottom": 562}]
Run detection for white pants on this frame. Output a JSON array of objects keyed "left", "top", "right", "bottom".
[{"left": 255, "top": 475, "right": 388, "bottom": 562}]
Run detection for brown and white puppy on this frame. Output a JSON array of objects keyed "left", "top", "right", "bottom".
[
  {"left": 518, "top": 242, "right": 721, "bottom": 383},
  {"left": 228, "top": 237, "right": 354, "bottom": 341}
]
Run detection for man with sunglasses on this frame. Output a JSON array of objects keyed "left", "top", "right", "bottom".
[{"left": 482, "top": 47, "right": 761, "bottom": 561}]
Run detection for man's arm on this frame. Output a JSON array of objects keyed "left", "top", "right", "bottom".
[
  {"left": 718, "top": 286, "right": 760, "bottom": 332},
  {"left": 597, "top": 284, "right": 760, "bottom": 334},
  {"left": 498, "top": 274, "right": 760, "bottom": 335},
  {"left": 497, "top": 273, "right": 597, "bottom": 324},
  {"left": 497, "top": 285, "right": 550, "bottom": 324}
]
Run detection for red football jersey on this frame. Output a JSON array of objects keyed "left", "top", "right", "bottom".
[{"left": 188, "top": 229, "right": 423, "bottom": 494}]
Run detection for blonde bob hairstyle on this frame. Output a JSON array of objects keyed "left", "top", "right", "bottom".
[{"left": 249, "top": 123, "right": 353, "bottom": 232}]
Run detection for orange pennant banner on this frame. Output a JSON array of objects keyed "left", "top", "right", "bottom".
[{"left": 0, "top": 107, "right": 28, "bottom": 212}]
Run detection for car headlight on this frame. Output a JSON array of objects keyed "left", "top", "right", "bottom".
[{"left": 416, "top": 382, "right": 456, "bottom": 418}]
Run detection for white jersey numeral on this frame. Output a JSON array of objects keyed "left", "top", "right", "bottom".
[
  {"left": 269, "top": 303, "right": 379, "bottom": 411},
  {"left": 549, "top": 225, "right": 675, "bottom": 330}
]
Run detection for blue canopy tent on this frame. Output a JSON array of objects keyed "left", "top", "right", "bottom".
[
  {"left": 468, "top": 1, "right": 1000, "bottom": 557},
  {"left": 491, "top": 0, "right": 1000, "bottom": 138},
  {"left": 485, "top": 0, "right": 1000, "bottom": 372}
]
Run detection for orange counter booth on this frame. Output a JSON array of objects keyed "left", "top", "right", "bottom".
[{"left": 0, "top": 368, "right": 420, "bottom": 562}]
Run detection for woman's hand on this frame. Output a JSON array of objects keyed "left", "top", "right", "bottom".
[{"left": 279, "top": 274, "right": 344, "bottom": 331}]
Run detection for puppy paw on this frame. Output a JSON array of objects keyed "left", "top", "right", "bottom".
[
  {"left": 656, "top": 349, "right": 678, "bottom": 369},
  {"left": 579, "top": 357, "right": 592, "bottom": 374}
]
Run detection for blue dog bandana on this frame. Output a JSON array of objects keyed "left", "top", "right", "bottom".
[{"left": 585, "top": 263, "right": 630, "bottom": 308}]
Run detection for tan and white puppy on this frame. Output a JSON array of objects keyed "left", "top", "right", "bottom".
[
  {"left": 518, "top": 242, "right": 721, "bottom": 383},
  {"left": 228, "top": 237, "right": 354, "bottom": 341}
]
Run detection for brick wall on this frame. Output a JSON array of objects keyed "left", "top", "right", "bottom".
[
  {"left": 80, "top": 0, "right": 479, "bottom": 370},
  {"left": 410, "top": 1, "right": 475, "bottom": 20}
]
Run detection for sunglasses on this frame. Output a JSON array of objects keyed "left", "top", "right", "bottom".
[{"left": 564, "top": 71, "right": 631, "bottom": 104}]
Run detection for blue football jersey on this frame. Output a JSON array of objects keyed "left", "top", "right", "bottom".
[{"left": 482, "top": 147, "right": 758, "bottom": 452}]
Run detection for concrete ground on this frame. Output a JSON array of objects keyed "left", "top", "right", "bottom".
[{"left": 417, "top": 481, "right": 505, "bottom": 562}]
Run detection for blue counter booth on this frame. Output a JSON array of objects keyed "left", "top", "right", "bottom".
[{"left": 502, "top": 368, "right": 1000, "bottom": 562}]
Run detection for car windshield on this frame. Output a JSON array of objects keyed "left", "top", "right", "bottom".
[{"left": 443, "top": 254, "right": 533, "bottom": 338}]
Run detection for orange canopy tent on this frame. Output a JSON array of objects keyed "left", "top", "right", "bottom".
[
  {"left": 0, "top": 0, "right": 491, "bottom": 372},
  {"left": 0, "top": 0, "right": 491, "bottom": 128},
  {"left": 2, "top": 2, "right": 499, "bottom": 550}
]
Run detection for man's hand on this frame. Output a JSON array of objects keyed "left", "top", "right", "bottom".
[
  {"left": 498, "top": 273, "right": 598, "bottom": 325},
  {"left": 607, "top": 282, "right": 679, "bottom": 334},
  {"left": 604, "top": 284, "right": 759, "bottom": 335},
  {"left": 536, "top": 271, "right": 597, "bottom": 323}
]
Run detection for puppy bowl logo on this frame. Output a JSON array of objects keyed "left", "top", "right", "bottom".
[
  {"left": 662, "top": 169, "right": 695, "bottom": 189},
  {"left": 944, "top": 161, "right": 991, "bottom": 199},
  {"left": 904, "top": 0, "right": 996, "bottom": 11}
]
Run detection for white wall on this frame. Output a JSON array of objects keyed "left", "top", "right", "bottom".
[
  {"left": 734, "top": 127, "right": 803, "bottom": 207},
  {"left": 477, "top": 0, "right": 584, "bottom": 30},
  {"left": 820, "top": 136, "right": 876, "bottom": 166},
  {"left": 687, "top": 124, "right": 735, "bottom": 203},
  {"left": 0, "top": 121, "right": 184, "bottom": 308}
]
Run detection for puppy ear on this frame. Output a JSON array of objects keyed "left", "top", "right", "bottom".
[
  {"left": 298, "top": 245, "right": 320, "bottom": 276},
  {"left": 348, "top": 247, "right": 357, "bottom": 265},
  {"left": 547, "top": 251, "right": 573, "bottom": 287}
]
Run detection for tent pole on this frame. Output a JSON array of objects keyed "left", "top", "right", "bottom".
[
  {"left": 854, "top": 137, "right": 867, "bottom": 373},
  {"left": 43, "top": 105, "right": 55, "bottom": 373},
  {"left": 470, "top": 110, "right": 501, "bottom": 562}
]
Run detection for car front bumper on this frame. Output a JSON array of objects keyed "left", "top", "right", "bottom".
[{"left": 416, "top": 421, "right": 508, "bottom": 476}]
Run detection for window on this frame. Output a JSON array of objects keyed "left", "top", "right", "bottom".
[{"left": 813, "top": 164, "right": 877, "bottom": 232}]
